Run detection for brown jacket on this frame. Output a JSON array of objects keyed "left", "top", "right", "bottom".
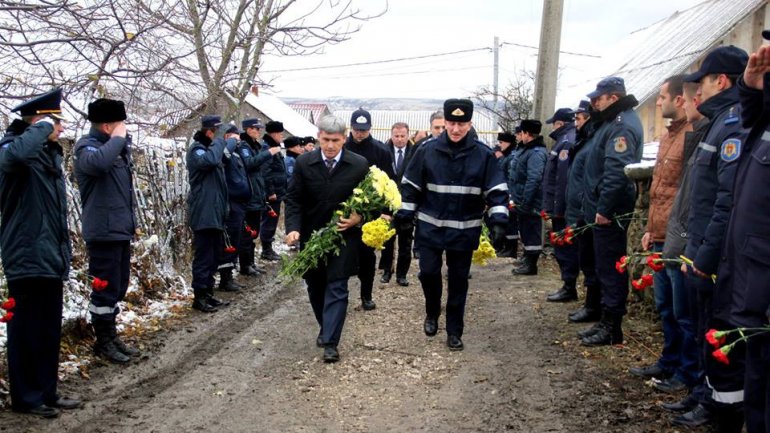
[{"left": 647, "top": 118, "right": 691, "bottom": 242}]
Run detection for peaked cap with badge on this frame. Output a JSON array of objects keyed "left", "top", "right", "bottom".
[
  {"left": 11, "top": 87, "right": 65, "bottom": 120},
  {"left": 350, "top": 108, "right": 372, "bottom": 130}
]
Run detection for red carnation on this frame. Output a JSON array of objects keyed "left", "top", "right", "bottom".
[
  {"left": 565, "top": 226, "right": 575, "bottom": 236},
  {"left": 563, "top": 235, "right": 574, "bottom": 245},
  {"left": 250, "top": 230, "right": 258, "bottom": 238},
  {"left": 631, "top": 278, "right": 645, "bottom": 290},
  {"left": 507, "top": 201, "right": 515, "bottom": 210},
  {"left": 267, "top": 210, "right": 278, "bottom": 218},
  {"left": 92, "top": 277, "right": 109, "bottom": 292},
  {"left": 646, "top": 254, "right": 665, "bottom": 272},
  {"left": 540, "top": 210, "right": 550, "bottom": 221},
  {"left": 705, "top": 329, "right": 727, "bottom": 348},
  {"left": 641, "top": 274, "right": 654, "bottom": 287},
  {"left": 1, "top": 297, "right": 15, "bottom": 311},
  {"left": 548, "top": 232, "right": 557, "bottom": 244},
  {"left": 615, "top": 261, "right": 626, "bottom": 274},
  {"left": 224, "top": 246, "right": 237, "bottom": 253},
  {"left": 245, "top": 224, "right": 253, "bottom": 232},
  {"left": 712, "top": 346, "right": 731, "bottom": 365},
  {"left": 0, "top": 311, "right": 13, "bottom": 323}
]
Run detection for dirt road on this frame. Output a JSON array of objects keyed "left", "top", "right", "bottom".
[{"left": 2, "top": 256, "right": 695, "bottom": 433}]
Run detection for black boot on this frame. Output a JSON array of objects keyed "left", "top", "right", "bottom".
[
  {"left": 547, "top": 281, "right": 578, "bottom": 302},
  {"left": 581, "top": 312, "right": 623, "bottom": 346},
  {"left": 568, "top": 306, "right": 601, "bottom": 323},
  {"left": 192, "top": 287, "right": 217, "bottom": 313},
  {"left": 93, "top": 318, "right": 130, "bottom": 363},
  {"left": 497, "top": 240, "right": 515, "bottom": 258},
  {"left": 261, "top": 241, "right": 280, "bottom": 261},
  {"left": 206, "top": 286, "right": 230, "bottom": 308},
  {"left": 512, "top": 252, "right": 538, "bottom": 275},
  {"left": 218, "top": 269, "right": 241, "bottom": 292},
  {"left": 110, "top": 316, "right": 140, "bottom": 357},
  {"left": 577, "top": 321, "right": 604, "bottom": 339}
]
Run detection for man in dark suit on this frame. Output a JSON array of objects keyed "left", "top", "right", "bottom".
[
  {"left": 285, "top": 115, "right": 369, "bottom": 363},
  {"left": 378, "top": 122, "right": 414, "bottom": 286}
]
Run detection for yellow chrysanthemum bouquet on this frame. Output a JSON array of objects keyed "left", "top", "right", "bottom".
[
  {"left": 472, "top": 226, "right": 497, "bottom": 266},
  {"left": 280, "top": 166, "right": 401, "bottom": 280}
]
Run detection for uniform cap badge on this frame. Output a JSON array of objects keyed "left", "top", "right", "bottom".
[
  {"left": 451, "top": 108, "right": 465, "bottom": 117},
  {"left": 356, "top": 115, "right": 367, "bottom": 124}
]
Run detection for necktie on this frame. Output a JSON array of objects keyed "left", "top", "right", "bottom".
[
  {"left": 396, "top": 149, "right": 403, "bottom": 172},
  {"left": 325, "top": 158, "right": 335, "bottom": 173}
]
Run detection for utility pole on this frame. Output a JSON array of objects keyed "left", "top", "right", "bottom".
[
  {"left": 493, "top": 36, "right": 499, "bottom": 110},
  {"left": 532, "top": 0, "right": 563, "bottom": 135}
]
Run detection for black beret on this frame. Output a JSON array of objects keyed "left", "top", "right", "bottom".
[
  {"left": 520, "top": 119, "right": 542, "bottom": 135},
  {"left": 497, "top": 131, "right": 516, "bottom": 143},
  {"left": 443, "top": 98, "right": 473, "bottom": 122},
  {"left": 265, "top": 120, "right": 284, "bottom": 133}
]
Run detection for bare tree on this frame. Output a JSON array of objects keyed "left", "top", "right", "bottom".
[{"left": 473, "top": 69, "right": 535, "bottom": 132}]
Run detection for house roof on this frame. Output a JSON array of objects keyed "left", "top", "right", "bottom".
[
  {"left": 288, "top": 103, "right": 330, "bottom": 125},
  {"left": 243, "top": 93, "right": 318, "bottom": 138},
  {"left": 557, "top": 0, "right": 766, "bottom": 107}
]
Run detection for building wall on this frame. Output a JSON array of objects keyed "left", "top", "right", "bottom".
[{"left": 642, "top": 3, "right": 767, "bottom": 142}]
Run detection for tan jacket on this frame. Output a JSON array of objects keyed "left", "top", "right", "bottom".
[{"left": 647, "top": 118, "right": 691, "bottom": 242}]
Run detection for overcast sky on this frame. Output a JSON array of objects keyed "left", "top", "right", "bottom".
[{"left": 260, "top": 0, "right": 705, "bottom": 106}]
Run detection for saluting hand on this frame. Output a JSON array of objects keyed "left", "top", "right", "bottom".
[
  {"left": 111, "top": 121, "right": 127, "bottom": 138},
  {"left": 744, "top": 45, "right": 770, "bottom": 90}
]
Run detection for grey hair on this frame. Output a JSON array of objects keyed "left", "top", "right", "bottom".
[
  {"left": 317, "top": 115, "right": 347, "bottom": 134},
  {"left": 429, "top": 110, "right": 444, "bottom": 123}
]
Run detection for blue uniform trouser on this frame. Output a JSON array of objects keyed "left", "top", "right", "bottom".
[
  {"left": 506, "top": 212, "right": 519, "bottom": 242},
  {"left": 260, "top": 200, "right": 281, "bottom": 243},
  {"left": 593, "top": 223, "right": 629, "bottom": 316},
  {"left": 87, "top": 240, "right": 130, "bottom": 320},
  {"left": 379, "top": 225, "right": 413, "bottom": 278},
  {"left": 305, "top": 271, "right": 349, "bottom": 347},
  {"left": 652, "top": 242, "right": 698, "bottom": 387},
  {"left": 192, "top": 229, "right": 223, "bottom": 290},
  {"left": 745, "top": 334, "right": 770, "bottom": 433},
  {"left": 577, "top": 223, "right": 601, "bottom": 308},
  {"left": 220, "top": 200, "right": 247, "bottom": 270},
  {"left": 518, "top": 213, "right": 542, "bottom": 254},
  {"left": 418, "top": 246, "right": 473, "bottom": 337},
  {"left": 239, "top": 210, "right": 262, "bottom": 267},
  {"left": 693, "top": 278, "right": 745, "bottom": 411},
  {"left": 552, "top": 217, "right": 579, "bottom": 283},
  {"left": 7, "top": 278, "right": 63, "bottom": 411}
]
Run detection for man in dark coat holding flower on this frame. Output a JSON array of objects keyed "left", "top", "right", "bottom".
[{"left": 285, "top": 115, "right": 369, "bottom": 363}]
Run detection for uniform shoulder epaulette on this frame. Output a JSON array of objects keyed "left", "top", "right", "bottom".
[{"left": 724, "top": 106, "right": 739, "bottom": 125}]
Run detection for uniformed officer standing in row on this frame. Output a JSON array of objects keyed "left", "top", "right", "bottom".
[
  {"left": 0, "top": 88, "right": 81, "bottom": 417},
  {"left": 74, "top": 98, "right": 140, "bottom": 364},
  {"left": 260, "top": 121, "right": 287, "bottom": 262},
  {"left": 493, "top": 131, "right": 518, "bottom": 259},
  {"left": 509, "top": 119, "right": 547, "bottom": 276},
  {"left": 344, "top": 108, "right": 394, "bottom": 310},
  {"left": 542, "top": 108, "right": 580, "bottom": 301},
  {"left": 578, "top": 76, "right": 643, "bottom": 347},
  {"left": 396, "top": 99, "right": 508, "bottom": 351},
  {"left": 187, "top": 115, "right": 239, "bottom": 313}
]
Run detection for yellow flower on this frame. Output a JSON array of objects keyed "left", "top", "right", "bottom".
[
  {"left": 472, "top": 235, "right": 497, "bottom": 266},
  {"left": 353, "top": 188, "right": 363, "bottom": 195},
  {"left": 361, "top": 218, "right": 396, "bottom": 250}
]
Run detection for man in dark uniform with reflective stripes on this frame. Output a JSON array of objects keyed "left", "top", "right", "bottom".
[{"left": 396, "top": 99, "right": 508, "bottom": 351}]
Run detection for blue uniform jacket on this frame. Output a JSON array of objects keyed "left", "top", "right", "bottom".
[
  {"left": 565, "top": 118, "right": 600, "bottom": 226},
  {"left": 684, "top": 86, "right": 747, "bottom": 275},
  {"left": 260, "top": 134, "right": 288, "bottom": 201},
  {"left": 74, "top": 128, "right": 136, "bottom": 242},
  {"left": 543, "top": 123, "right": 576, "bottom": 217},
  {"left": 239, "top": 133, "right": 272, "bottom": 212},
  {"left": 509, "top": 136, "right": 547, "bottom": 214},
  {"left": 718, "top": 76, "right": 770, "bottom": 327},
  {"left": 223, "top": 141, "right": 251, "bottom": 202},
  {"left": 396, "top": 132, "right": 508, "bottom": 251},
  {"left": 0, "top": 120, "right": 71, "bottom": 281},
  {"left": 186, "top": 131, "right": 230, "bottom": 231},
  {"left": 582, "top": 95, "right": 643, "bottom": 222}
]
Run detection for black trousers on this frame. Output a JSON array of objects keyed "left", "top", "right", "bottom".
[
  {"left": 305, "top": 269, "right": 349, "bottom": 347},
  {"left": 593, "top": 223, "right": 629, "bottom": 316},
  {"left": 239, "top": 210, "right": 262, "bottom": 267},
  {"left": 358, "top": 244, "right": 376, "bottom": 301},
  {"left": 418, "top": 246, "right": 473, "bottom": 337},
  {"left": 220, "top": 200, "right": 247, "bottom": 270},
  {"left": 260, "top": 200, "right": 281, "bottom": 243},
  {"left": 576, "top": 222, "right": 599, "bottom": 297},
  {"left": 552, "top": 217, "right": 579, "bottom": 284},
  {"left": 378, "top": 225, "right": 413, "bottom": 278},
  {"left": 87, "top": 240, "right": 131, "bottom": 320},
  {"left": 192, "top": 229, "right": 223, "bottom": 290},
  {"left": 745, "top": 334, "right": 770, "bottom": 433},
  {"left": 7, "top": 278, "right": 63, "bottom": 411},
  {"left": 518, "top": 213, "right": 542, "bottom": 254}
]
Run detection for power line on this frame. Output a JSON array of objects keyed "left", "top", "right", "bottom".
[
  {"left": 261, "top": 47, "right": 492, "bottom": 73},
  {"left": 500, "top": 41, "right": 601, "bottom": 58}
]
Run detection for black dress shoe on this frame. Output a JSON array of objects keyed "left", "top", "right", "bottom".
[
  {"left": 577, "top": 322, "right": 603, "bottom": 339},
  {"left": 629, "top": 363, "right": 668, "bottom": 379},
  {"left": 16, "top": 404, "right": 59, "bottom": 418},
  {"left": 672, "top": 404, "right": 711, "bottom": 427},
  {"left": 547, "top": 286, "right": 578, "bottom": 302},
  {"left": 424, "top": 317, "right": 438, "bottom": 336},
  {"left": 380, "top": 271, "right": 392, "bottom": 283},
  {"left": 323, "top": 346, "right": 340, "bottom": 363},
  {"left": 661, "top": 394, "right": 698, "bottom": 412},
  {"left": 653, "top": 376, "right": 687, "bottom": 393},
  {"left": 362, "top": 299, "right": 376, "bottom": 310},
  {"left": 568, "top": 307, "right": 601, "bottom": 323},
  {"left": 48, "top": 397, "right": 82, "bottom": 410},
  {"left": 447, "top": 335, "right": 464, "bottom": 351},
  {"left": 192, "top": 299, "right": 217, "bottom": 313},
  {"left": 396, "top": 276, "right": 409, "bottom": 287},
  {"left": 206, "top": 296, "right": 230, "bottom": 308},
  {"left": 239, "top": 266, "right": 257, "bottom": 276}
]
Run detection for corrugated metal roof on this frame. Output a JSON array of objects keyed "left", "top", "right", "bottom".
[
  {"left": 332, "top": 109, "right": 500, "bottom": 144},
  {"left": 243, "top": 93, "right": 319, "bottom": 138},
  {"left": 558, "top": 0, "right": 766, "bottom": 107},
  {"left": 288, "top": 103, "right": 330, "bottom": 125}
]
